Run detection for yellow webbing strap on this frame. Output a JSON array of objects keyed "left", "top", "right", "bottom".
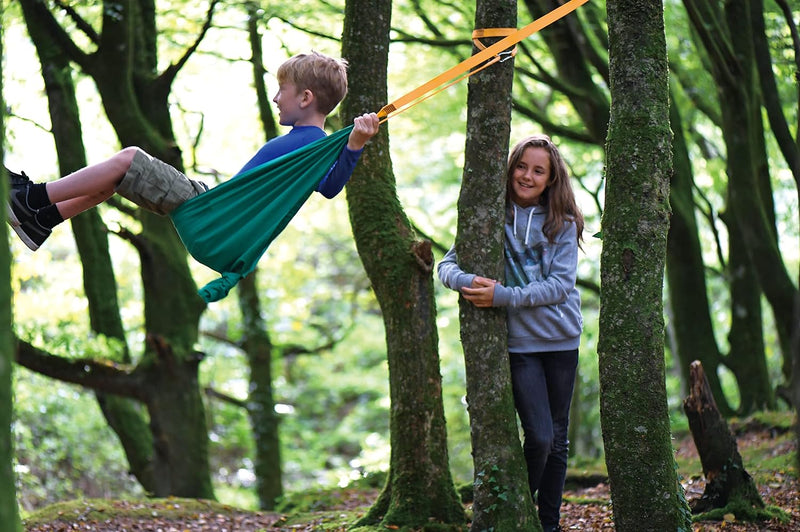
[{"left": 377, "top": 0, "right": 589, "bottom": 122}]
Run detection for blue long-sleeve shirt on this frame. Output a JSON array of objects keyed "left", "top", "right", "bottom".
[{"left": 237, "top": 125, "right": 363, "bottom": 198}]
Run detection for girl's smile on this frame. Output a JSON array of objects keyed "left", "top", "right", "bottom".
[{"left": 510, "top": 146, "right": 551, "bottom": 207}]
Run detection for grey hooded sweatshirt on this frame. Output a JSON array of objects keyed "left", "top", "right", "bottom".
[{"left": 437, "top": 202, "right": 582, "bottom": 354}]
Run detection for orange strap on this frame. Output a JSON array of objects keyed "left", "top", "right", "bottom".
[{"left": 377, "top": 0, "right": 589, "bottom": 122}]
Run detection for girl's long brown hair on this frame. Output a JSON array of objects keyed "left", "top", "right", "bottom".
[{"left": 506, "top": 135, "right": 584, "bottom": 245}]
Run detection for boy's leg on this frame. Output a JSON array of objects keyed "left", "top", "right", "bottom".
[
  {"left": 7, "top": 148, "right": 136, "bottom": 223},
  {"left": 7, "top": 147, "right": 206, "bottom": 250},
  {"left": 6, "top": 148, "right": 136, "bottom": 250},
  {"left": 45, "top": 147, "right": 138, "bottom": 212}
]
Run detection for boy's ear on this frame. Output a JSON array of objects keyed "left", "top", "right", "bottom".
[{"left": 299, "top": 89, "right": 315, "bottom": 108}]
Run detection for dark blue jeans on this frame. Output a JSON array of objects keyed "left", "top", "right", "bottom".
[{"left": 509, "top": 349, "right": 579, "bottom": 529}]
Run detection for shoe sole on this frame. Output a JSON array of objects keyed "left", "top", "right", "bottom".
[
  {"left": 7, "top": 201, "right": 22, "bottom": 227},
  {"left": 11, "top": 222, "right": 40, "bottom": 251}
]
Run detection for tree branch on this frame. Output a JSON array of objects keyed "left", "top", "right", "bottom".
[
  {"left": 53, "top": 0, "right": 100, "bottom": 45},
  {"left": 204, "top": 386, "right": 248, "bottom": 409},
  {"left": 681, "top": 0, "right": 739, "bottom": 88},
  {"left": 753, "top": 0, "right": 800, "bottom": 184},
  {"left": 669, "top": 61, "right": 722, "bottom": 128},
  {"left": 512, "top": 97, "right": 596, "bottom": 145},
  {"left": 15, "top": 340, "right": 145, "bottom": 401},
  {"left": 159, "top": 0, "right": 222, "bottom": 90}
]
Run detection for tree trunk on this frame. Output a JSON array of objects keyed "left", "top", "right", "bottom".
[
  {"left": 342, "top": 1, "right": 466, "bottom": 529},
  {"left": 19, "top": 0, "right": 158, "bottom": 493},
  {"left": 17, "top": 0, "right": 214, "bottom": 499},
  {"left": 682, "top": 0, "right": 798, "bottom": 380},
  {"left": 682, "top": 361, "right": 765, "bottom": 513},
  {"left": 599, "top": 1, "right": 690, "bottom": 530},
  {"left": 458, "top": 1, "right": 539, "bottom": 530},
  {"left": 1, "top": 15, "right": 23, "bottom": 526},
  {"left": 238, "top": 273, "right": 282, "bottom": 510},
  {"left": 793, "top": 292, "right": 800, "bottom": 472},
  {"left": 140, "top": 334, "right": 212, "bottom": 497},
  {"left": 665, "top": 91, "right": 732, "bottom": 412}
]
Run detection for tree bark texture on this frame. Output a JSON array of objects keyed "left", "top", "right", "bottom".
[
  {"left": 599, "top": 1, "right": 690, "bottom": 530},
  {"left": 1, "top": 10, "right": 24, "bottom": 526},
  {"left": 342, "top": 0, "right": 466, "bottom": 529},
  {"left": 17, "top": 0, "right": 214, "bottom": 499},
  {"left": 682, "top": 361, "right": 765, "bottom": 513},
  {"left": 458, "top": 1, "right": 539, "bottom": 530}
]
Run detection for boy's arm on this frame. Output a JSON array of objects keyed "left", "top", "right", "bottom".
[{"left": 316, "top": 113, "right": 381, "bottom": 198}]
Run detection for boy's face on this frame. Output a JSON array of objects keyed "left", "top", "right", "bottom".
[{"left": 273, "top": 82, "right": 309, "bottom": 126}]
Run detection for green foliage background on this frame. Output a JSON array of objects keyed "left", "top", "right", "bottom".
[{"left": 3, "top": 0, "right": 796, "bottom": 514}]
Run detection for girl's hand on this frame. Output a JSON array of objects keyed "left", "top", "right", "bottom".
[{"left": 461, "top": 276, "right": 498, "bottom": 307}]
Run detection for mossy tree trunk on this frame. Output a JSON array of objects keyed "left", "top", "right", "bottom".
[
  {"left": 19, "top": 0, "right": 158, "bottom": 494},
  {"left": 1, "top": 11, "right": 23, "bottom": 528},
  {"left": 238, "top": 271, "right": 282, "bottom": 511},
  {"left": 599, "top": 1, "right": 690, "bottom": 530},
  {"left": 342, "top": 0, "right": 466, "bottom": 529},
  {"left": 16, "top": 0, "right": 216, "bottom": 498},
  {"left": 458, "top": 1, "right": 538, "bottom": 530}
]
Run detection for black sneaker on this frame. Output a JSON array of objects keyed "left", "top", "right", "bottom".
[
  {"left": 7, "top": 186, "right": 36, "bottom": 227},
  {"left": 7, "top": 168, "right": 32, "bottom": 189},
  {"left": 11, "top": 213, "right": 50, "bottom": 251}
]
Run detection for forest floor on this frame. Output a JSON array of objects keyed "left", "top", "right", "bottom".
[{"left": 22, "top": 419, "right": 799, "bottom": 531}]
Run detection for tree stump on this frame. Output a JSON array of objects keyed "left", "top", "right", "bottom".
[{"left": 682, "top": 360, "right": 764, "bottom": 513}]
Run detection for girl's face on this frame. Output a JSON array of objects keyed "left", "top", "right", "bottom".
[{"left": 510, "top": 146, "right": 551, "bottom": 207}]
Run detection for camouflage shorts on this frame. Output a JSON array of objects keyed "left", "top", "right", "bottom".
[{"left": 115, "top": 149, "right": 208, "bottom": 215}]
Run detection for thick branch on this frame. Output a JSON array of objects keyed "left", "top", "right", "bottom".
[
  {"left": 18, "top": 0, "right": 91, "bottom": 69},
  {"left": 15, "top": 340, "right": 145, "bottom": 400}
]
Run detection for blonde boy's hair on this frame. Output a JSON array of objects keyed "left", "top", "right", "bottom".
[{"left": 277, "top": 51, "right": 349, "bottom": 115}]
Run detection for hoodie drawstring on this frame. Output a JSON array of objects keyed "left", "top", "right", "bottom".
[{"left": 512, "top": 204, "right": 536, "bottom": 246}]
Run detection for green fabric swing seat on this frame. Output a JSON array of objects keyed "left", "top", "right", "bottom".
[{"left": 170, "top": 125, "right": 353, "bottom": 303}]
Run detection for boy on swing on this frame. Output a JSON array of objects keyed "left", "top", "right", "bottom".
[{"left": 6, "top": 51, "right": 380, "bottom": 251}]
